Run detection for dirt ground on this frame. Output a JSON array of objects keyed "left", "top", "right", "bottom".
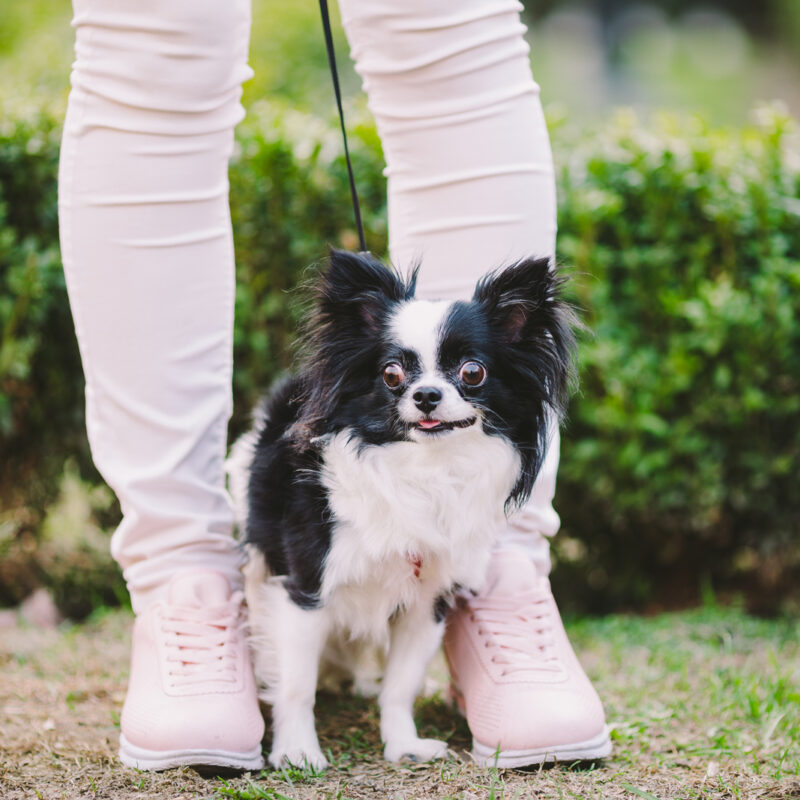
[{"left": 1, "top": 607, "right": 799, "bottom": 800}]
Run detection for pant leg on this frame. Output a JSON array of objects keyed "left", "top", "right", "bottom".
[
  {"left": 58, "top": 0, "right": 253, "bottom": 612},
  {"left": 338, "top": 0, "right": 559, "bottom": 573}
]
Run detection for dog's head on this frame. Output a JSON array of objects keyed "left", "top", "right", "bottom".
[{"left": 300, "top": 249, "right": 575, "bottom": 507}]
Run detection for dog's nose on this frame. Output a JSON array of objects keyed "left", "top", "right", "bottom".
[{"left": 413, "top": 386, "right": 442, "bottom": 413}]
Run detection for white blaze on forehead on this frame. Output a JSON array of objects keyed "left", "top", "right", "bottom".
[{"left": 390, "top": 300, "right": 452, "bottom": 373}]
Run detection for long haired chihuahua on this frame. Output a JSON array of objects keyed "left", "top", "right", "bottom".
[{"left": 228, "top": 249, "right": 574, "bottom": 769}]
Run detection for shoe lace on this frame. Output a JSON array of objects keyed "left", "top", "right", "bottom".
[
  {"left": 468, "top": 590, "right": 561, "bottom": 677},
  {"left": 161, "top": 591, "right": 244, "bottom": 686}
]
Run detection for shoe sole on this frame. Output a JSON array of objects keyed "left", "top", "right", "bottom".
[
  {"left": 472, "top": 725, "right": 613, "bottom": 769},
  {"left": 119, "top": 733, "right": 264, "bottom": 772}
]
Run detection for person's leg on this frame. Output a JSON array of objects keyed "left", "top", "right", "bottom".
[
  {"left": 59, "top": 0, "right": 263, "bottom": 769},
  {"left": 338, "top": 0, "right": 610, "bottom": 765},
  {"left": 59, "top": 0, "right": 250, "bottom": 614},
  {"left": 342, "top": 1, "right": 556, "bottom": 299}
]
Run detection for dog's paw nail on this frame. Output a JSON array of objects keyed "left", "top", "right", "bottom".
[{"left": 385, "top": 738, "right": 449, "bottom": 763}]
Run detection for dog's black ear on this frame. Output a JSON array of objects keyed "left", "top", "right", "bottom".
[
  {"left": 319, "top": 249, "right": 415, "bottom": 334},
  {"left": 299, "top": 250, "right": 416, "bottom": 433},
  {"left": 473, "top": 257, "right": 560, "bottom": 344},
  {"left": 477, "top": 256, "right": 577, "bottom": 413}
]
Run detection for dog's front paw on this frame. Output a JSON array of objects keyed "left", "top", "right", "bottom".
[
  {"left": 269, "top": 744, "right": 328, "bottom": 772},
  {"left": 384, "top": 737, "right": 449, "bottom": 763}
]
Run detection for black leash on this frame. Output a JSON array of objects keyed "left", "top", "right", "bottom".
[{"left": 318, "top": 0, "right": 367, "bottom": 253}]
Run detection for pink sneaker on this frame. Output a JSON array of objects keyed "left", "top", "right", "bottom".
[
  {"left": 119, "top": 570, "right": 265, "bottom": 771},
  {"left": 443, "top": 551, "right": 611, "bottom": 768}
]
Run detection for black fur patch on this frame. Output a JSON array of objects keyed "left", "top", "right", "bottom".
[
  {"left": 246, "top": 376, "right": 333, "bottom": 607},
  {"left": 433, "top": 594, "right": 451, "bottom": 623}
]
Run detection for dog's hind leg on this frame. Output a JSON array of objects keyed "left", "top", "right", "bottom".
[
  {"left": 252, "top": 579, "right": 331, "bottom": 771},
  {"left": 318, "top": 633, "right": 385, "bottom": 697},
  {"left": 379, "top": 602, "right": 448, "bottom": 763}
]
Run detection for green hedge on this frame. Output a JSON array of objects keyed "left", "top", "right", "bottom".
[
  {"left": 551, "top": 108, "right": 800, "bottom": 614},
  {"left": 1, "top": 101, "right": 798, "bottom": 616}
]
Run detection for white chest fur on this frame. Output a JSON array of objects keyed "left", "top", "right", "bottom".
[{"left": 317, "top": 425, "right": 520, "bottom": 641}]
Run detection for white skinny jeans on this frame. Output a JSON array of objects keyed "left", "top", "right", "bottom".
[{"left": 59, "top": 0, "right": 559, "bottom": 613}]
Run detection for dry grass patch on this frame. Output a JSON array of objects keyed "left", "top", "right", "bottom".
[{"left": 1, "top": 606, "right": 798, "bottom": 800}]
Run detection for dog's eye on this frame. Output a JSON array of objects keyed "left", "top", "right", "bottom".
[
  {"left": 383, "top": 362, "right": 406, "bottom": 389},
  {"left": 458, "top": 361, "right": 487, "bottom": 387}
]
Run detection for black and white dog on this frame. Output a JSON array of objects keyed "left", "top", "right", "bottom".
[{"left": 229, "top": 249, "right": 574, "bottom": 769}]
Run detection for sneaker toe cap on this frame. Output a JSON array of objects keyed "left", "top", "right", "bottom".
[
  {"left": 122, "top": 693, "right": 265, "bottom": 754},
  {"left": 469, "top": 681, "right": 607, "bottom": 752}
]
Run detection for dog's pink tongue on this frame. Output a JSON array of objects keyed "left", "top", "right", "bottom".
[{"left": 418, "top": 419, "right": 442, "bottom": 429}]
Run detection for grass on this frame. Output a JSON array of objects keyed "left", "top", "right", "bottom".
[{"left": 1, "top": 605, "right": 798, "bottom": 799}]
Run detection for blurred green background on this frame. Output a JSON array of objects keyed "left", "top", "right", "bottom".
[
  {"left": 1, "top": 0, "right": 798, "bottom": 618},
  {"left": 3, "top": 0, "right": 800, "bottom": 120}
]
